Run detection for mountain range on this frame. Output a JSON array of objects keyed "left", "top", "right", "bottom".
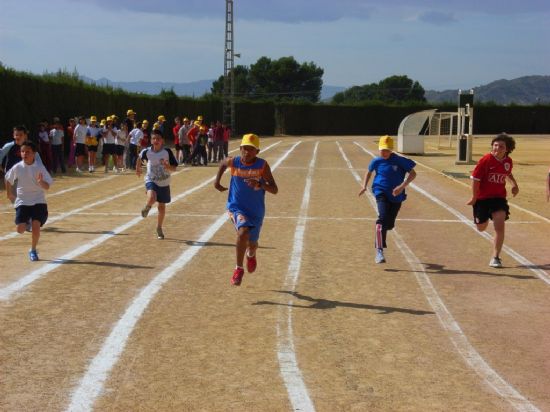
[
  {"left": 81, "top": 75, "right": 550, "bottom": 105},
  {"left": 424, "top": 76, "right": 550, "bottom": 105}
]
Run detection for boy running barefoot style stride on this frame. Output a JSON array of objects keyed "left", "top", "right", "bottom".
[
  {"left": 214, "top": 133, "right": 278, "bottom": 286},
  {"left": 5, "top": 141, "right": 53, "bottom": 261},
  {"left": 358, "top": 135, "right": 417, "bottom": 264},
  {"left": 137, "top": 130, "right": 178, "bottom": 239},
  {"left": 467, "top": 133, "right": 519, "bottom": 268}
]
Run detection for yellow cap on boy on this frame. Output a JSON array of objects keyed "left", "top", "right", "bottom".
[
  {"left": 241, "top": 133, "right": 260, "bottom": 149},
  {"left": 378, "top": 135, "right": 394, "bottom": 150}
]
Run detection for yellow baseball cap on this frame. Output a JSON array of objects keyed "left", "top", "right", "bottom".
[
  {"left": 183, "top": 117, "right": 189, "bottom": 122},
  {"left": 197, "top": 115, "right": 203, "bottom": 121},
  {"left": 127, "top": 109, "right": 136, "bottom": 116},
  {"left": 100, "top": 119, "right": 106, "bottom": 126},
  {"left": 240, "top": 133, "right": 260, "bottom": 149},
  {"left": 378, "top": 135, "right": 394, "bottom": 150},
  {"left": 142, "top": 119, "right": 149, "bottom": 125},
  {"left": 158, "top": 115, "right": 166, "bottom": 122},
  {"left": 90, "top": 116, "right": 97, "bottom": 122}
]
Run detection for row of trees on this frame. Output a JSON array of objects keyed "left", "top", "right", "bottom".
[
  {"left": 210, "top": 56, "right": 427, "bottom": 105},
  {"left": 331, "top": 76, "right": 426, "bottom": 104},
  {"left": 211, "top": 56, "right": 324, "bottom": 102}
]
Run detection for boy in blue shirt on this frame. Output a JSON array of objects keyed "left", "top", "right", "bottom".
[
  {"left": 358, "top": 135, "right": 417, "bottom": 263},
  {"left": 214, "top": 133, "right": 278, "bottom": 286}
]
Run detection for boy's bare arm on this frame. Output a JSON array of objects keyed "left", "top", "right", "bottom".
[
  {"left": 358, "top": 171, "right": 373, "bottom": 196},
  {"left": 507, "top": 173, "right": 519, "bottom": 197},
  {"left": 214, "top": 157, "right": 230, "bottom": 192},
  {"left": 6, "top": 180, "right": 15, "bottom": 202},
  {"left": 260, "top": 163, "right": 278, "bottom": 194},
  {"left": 467, "top": 179, "right": 480, "bottom": 205}
]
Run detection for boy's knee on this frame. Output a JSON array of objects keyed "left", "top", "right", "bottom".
[
  {"left": 237, "top": 227, "right": 250, "bottom": 238},
  {"left": 16, "top": 225, "right": 26, "bottom": 234}
]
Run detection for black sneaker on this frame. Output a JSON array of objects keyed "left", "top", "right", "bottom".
[
  {"left": 156, "top": 227, "right": 165, "bottom": 240},
  {"left": 489, "top": 257, "right": 502, "bottom": 268}
]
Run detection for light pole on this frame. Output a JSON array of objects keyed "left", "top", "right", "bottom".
[{"left": 223, "top": 0, "right": 235, "bottom": 135}]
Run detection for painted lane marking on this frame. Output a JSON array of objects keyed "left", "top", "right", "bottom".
[
  {"left": 277, "top": 142, "right": 318, "bottom": 412},
  {"left": 340, "top": 142, "right": 540, "bottom": 411},
  {"left": 65, "top": 141, "right": 298, "bottom": 412},
  {"left": 354, "top": 142, "right": 550, "bottom": 285}
]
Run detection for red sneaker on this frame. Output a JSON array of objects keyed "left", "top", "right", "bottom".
[
  {"left": 231, "top": 267, "right": 245, "bottom": 286},
  {"left": 246, "top": 254, "right": 257, "bottom": 273}
]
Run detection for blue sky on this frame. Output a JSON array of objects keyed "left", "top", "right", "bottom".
[{"left": 1, "top": 0, "right": 549, "bottom": 90}]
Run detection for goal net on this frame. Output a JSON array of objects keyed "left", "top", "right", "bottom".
[{"left": 429, "top": 112, "right": 459, "bottom": 148}]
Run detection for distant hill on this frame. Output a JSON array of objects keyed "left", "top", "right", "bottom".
[
  {"left": 81, "top": 76, "right": 345, "bottom": 101},
  {"left": 81, "top": 76, "right": 214, "bottom": 97},
  {"left": 425, "top": 75, "right": 550, "bottom": 105}
]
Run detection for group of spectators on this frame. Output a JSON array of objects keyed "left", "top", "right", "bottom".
[{"left": 2, "top": 110, "right": 232, "bottom": 175}]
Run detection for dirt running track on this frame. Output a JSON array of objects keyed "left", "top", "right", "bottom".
[{"left": 0, "top": 136, "right": 549, "bottom": 411}]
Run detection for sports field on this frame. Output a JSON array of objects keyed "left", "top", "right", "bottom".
[{"left": 1, "top": 135, "right": 549, "bottom": 411}]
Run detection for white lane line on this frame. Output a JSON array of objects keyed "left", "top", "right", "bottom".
[
  {"left": 0, "top": 143, "right": 281, "bottom": 300},
  {"left": 354, "top": 142, "right": 550, "bottom": 285},
  {"left": 339, "top": 142, "right": 540, "bottom": 412},
  {"left": 65, "top": 141, "right": 299, "bottom": 412},
  {"left": 10, "top": 211, "right": 539, "bottom": 225},
  {"left": 277, "top": 142, "right": 318, "bottom": 412}
]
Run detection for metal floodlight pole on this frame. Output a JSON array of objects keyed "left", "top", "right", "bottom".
[{"left": 223, "top": 0, "right": 235, "bottom": 135}]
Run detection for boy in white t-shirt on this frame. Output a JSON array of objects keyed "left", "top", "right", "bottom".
[
  {"left": 137, "top": 130, "right": 178, "bottom": 239},
  {"left": 5, "top": 140, "right": 53, "bottom": 261}
]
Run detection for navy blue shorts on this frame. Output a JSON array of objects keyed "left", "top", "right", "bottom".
[
  {"left": 115, "top": 145, "right": 125, "bottom": 156},
  {"left": 103, "top": 143, "right": 116, "bottom": 155},
  {"left": 75, "top": 143, "right": 87, "bottom": 157},
  {"left": 15, "top": 204, "right": 48, "bottom": 226},
  {"left": 473, "top": 197, "right": 510, "bottom": 224},
  {"left": 145, "top": 182, "right": 171, "bottom": 204}
]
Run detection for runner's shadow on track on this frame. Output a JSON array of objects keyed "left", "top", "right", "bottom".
[
  {"left": 44, "top": 259, "right": 154, "bottom": 270},
  {"left": 43, "top": 227, "right": 128, "bottom": 236},
  {"left": 252, "top": 290, "right": 434, "bottom": 316},
  {"left": 384, "top": 262, "right": 536, "bottom": 280}
]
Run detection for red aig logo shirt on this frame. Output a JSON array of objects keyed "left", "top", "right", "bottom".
[{"left": 471, "top": 153, "right": 513, "bottom": 199}]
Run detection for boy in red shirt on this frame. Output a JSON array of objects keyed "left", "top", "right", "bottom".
[{"left": 467, "top": 133, "right": 519, "bottom": 268}]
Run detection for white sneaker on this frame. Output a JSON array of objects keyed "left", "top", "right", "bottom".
[
  {"left": 75, "top": 168, "right": 82, "bottom": 173},
  {"left": 375, "top": 248, "right": 386, "bottom": 264},
  {"left": 489, "top": 257, "right": 503, "bottom": 268}
]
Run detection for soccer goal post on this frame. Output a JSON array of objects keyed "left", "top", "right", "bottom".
[{"left": 429, "top": 112, "right": 459, "bottom": 148}]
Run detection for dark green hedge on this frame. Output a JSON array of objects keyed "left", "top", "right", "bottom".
[{"left": 1, "top": 67, "right": 549, "bottom": 146}]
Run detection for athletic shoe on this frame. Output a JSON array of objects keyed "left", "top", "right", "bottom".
[
  {"left": 489, "top": 257, "right": 502, "bottom": 268},
  {"left": 375, "top": 248, "right": 386, "bottom": 264},
  {"left": 28, "top": 249, "right": 39, "bottom": 262},
  {"left": 231, "top": 267, "right": 245, "bottom": 286},
  {"left": 141, "top": 205, "right": 151, "bottom": 218},
  {"left": 156, "top": 227, "right": 165, "bottom": 240},
  {"left": 76, "top": 168, "right": 83, "bottom": 173},
  {"left": 246, "top": 253, "right": 257, "bottom": 273}
]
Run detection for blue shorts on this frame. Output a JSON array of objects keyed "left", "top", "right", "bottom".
[
  {"left": 228, "top": 210, "right": 263, "bottom": 242},
  {"left": 15, "top": 204, "right": 48, "bottom": 226},
  {"left": 145, "top": 181, "right": 171, "bottom": 204}
]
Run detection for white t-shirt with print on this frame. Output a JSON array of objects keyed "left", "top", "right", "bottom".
[
  {"left": 139, "top": 147, "right": 178, "bottom": 187},
  {"left": 5, "top": 160, "right": 53, "bottom": 207}
]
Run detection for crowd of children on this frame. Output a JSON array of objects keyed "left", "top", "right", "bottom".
[{"left": 0, "top": 110, "right": 232, "bottom": 176}]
